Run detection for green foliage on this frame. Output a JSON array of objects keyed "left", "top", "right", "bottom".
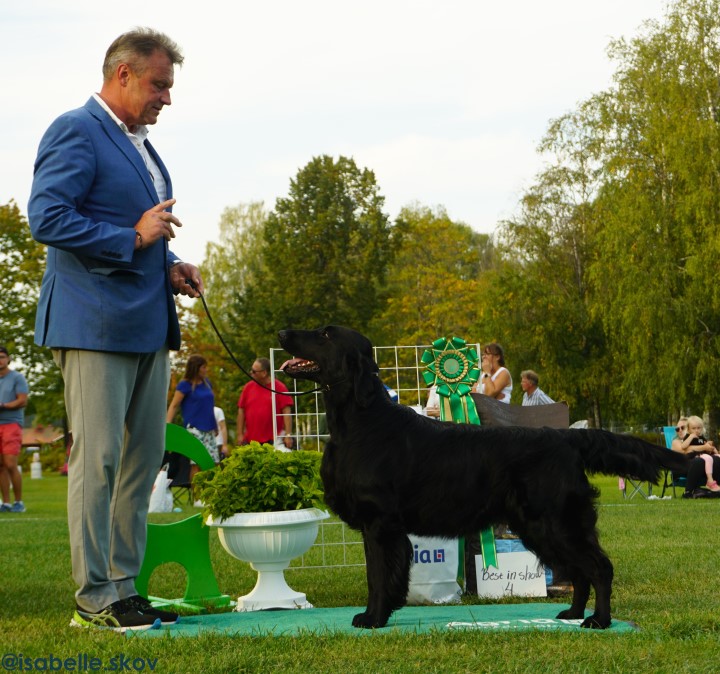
[
  {"left": 484, "top": 105, "right": 610, "bottom": 425},
  {"left": 371, "top": 203, "right": 494, "bottom": 346},
  {"left": 193, "top": 442, "right": 325, "bottom": 520},
  {"left": 14, "top": 0, "right": 720, "bottom": 435},
  {"left": 236, "top": 155, "right": 393, "bottom": 344},
  {"left": 476, "top": 0, "right": 720, "bottom": 430},
  {"left": 585, "top": 0, "right": 720, "bottom": 428},
  {"left": 172, "top": 202, "right": 270, "bottom": 429},
  {"left": 18, "top": 440, "right": 67, "bottom": 473},
  {"left": 0, "top": 200, "right": 65, "bottom": 425}
]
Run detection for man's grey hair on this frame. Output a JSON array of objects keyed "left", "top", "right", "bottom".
[
  {"left": 102, "top": 27, "right": 184, "bottom": 81},
  {"left": 521, "top": 370, "right": 539, "bottom": 386},
  {"left": 255, "top": 358, "right": 271, "bottom": 373}
]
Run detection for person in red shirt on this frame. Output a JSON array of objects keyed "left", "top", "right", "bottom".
[{"left": 237, "top": 358, "right": 294, "bottom": 451}]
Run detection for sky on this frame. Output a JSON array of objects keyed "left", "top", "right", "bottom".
[{"left": 2, "top": 0, "right": 670, "bottom": 263}]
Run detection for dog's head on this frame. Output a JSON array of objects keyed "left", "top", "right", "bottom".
[{"left": 278, "top": 326, "right": 380, "bottom": 407}]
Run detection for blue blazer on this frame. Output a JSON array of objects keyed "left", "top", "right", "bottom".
[{"left": 28, "top": 97, "right": 181, "bottom": 352}]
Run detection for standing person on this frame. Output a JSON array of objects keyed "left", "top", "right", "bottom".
[
  {"left": 520, "top": 370, "right": 554, "bottom": 406},
  {"left": 472, "top": 343, "right": 512, "bottom": 403},
  {"left": 28, "top": 28, "right": 203, "bottom": 632},
  {"left": 0, "top": 346, "right": 29, "bottom": 513},
  {"left": 237, "top": 358, "right": 294, "bottom": 451},
  {"left": 214, "top": 406, "right": 229, "bottom": 459},
  {"left": 166, "top": 354, "right": 220, "bottom": 470}
]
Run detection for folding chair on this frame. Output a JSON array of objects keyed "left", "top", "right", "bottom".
[
  {"left": 164, "top": 450, "right": 193, "bottom": 507},
  {"left": 660, "top": 425, "right": 687, "bottom": 497},
  {"left": 617, "top": 431, "right": 652, "bottom": 500},
  {"left": 622, "top": 476, "right": 650, "bottom": 499},
  {"left": 162, "top": 424, "right": 216, "bottom": 506}
]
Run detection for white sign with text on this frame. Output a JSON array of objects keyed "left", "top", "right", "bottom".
[{"left": 475, "top": 551, "right": 547, "bottom": 598}]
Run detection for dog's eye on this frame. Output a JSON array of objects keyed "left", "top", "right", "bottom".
[{"left": 321, "top": 330, "right": 330, "bottom": 340}]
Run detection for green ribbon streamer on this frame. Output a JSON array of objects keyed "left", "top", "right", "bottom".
[
  {"left": 421, "top": 337, "right": 497, "bottom": 569},
  {"left": 479, "top": 524, "right": 499, "bottom": 570}
]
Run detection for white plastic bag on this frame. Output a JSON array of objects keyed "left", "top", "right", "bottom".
[
  {"left": 406, "top": 535, "right": 462, "bottom": 605},
  {"left": 148, "top": 463, "right": 173, "bottom": 513}
]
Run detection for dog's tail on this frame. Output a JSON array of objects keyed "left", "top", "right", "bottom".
[{"left": 571, "top": 429, "right": 689, "bottom": 482}]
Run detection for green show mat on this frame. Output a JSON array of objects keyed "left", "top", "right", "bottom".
[{"left": 128, "top": 604, "right": 638, "bottom": 638}]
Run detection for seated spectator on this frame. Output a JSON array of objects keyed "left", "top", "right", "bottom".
[
  {"left": 472, "top": 343, "right": 512, "bottom": 404},
  {"left": 520, "top": 370, "right": 554, "bottom": 406},
  {"left": 424, "top": 385, "right": 440, "bottom": 418},
  {"left": 684, "top": 416, "right": 720, "bottom": 492},
  {"left": 672, "top": 416, "right": 720, "bottom": 498},
  {"left": 670, "top": 417, "right": 689, "bottom": 454}
]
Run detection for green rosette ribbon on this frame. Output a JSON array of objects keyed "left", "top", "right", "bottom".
[
  {"left": 421, "top": 337, "right": 498, "bottom": 569},
  {"left": 421, "top": 336, "right": 480, "bottom": 424}
]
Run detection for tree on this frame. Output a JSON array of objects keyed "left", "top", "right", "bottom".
[
  {"left": 173, "top": 202, "right": 269, "bottom": 433},
  {"left": 0, "top": 201, "right": 65, "bottom": 424},
  {"left": 371, "top": 203, "right": 494, "bottom": 346},
  {"left": 485, "top": 107, "right": 610, "bottom": 424},
  {"left": 480, "top": 0, "right": 720, "bottom": 430},
  {"left": 587, "top": 0, "right": 720, "bottom": 428},
  {"left": 236, "top": 155, "right": 393, "bottom": 346}
]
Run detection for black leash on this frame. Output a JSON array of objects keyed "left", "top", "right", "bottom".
[{"left": 187, "top": 279, "right": 322, "bottom": 397}]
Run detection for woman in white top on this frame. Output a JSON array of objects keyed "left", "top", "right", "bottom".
[{"left": 472, "top": 342, "right": 512, "bottom": 403}]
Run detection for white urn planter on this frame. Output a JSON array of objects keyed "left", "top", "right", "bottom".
[{"left": 208, "top": 507, "right": 329, "bottom": 611}]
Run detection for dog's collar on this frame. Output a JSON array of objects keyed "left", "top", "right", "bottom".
[
  {"left": 322, "top": 376, "right": 349, "bottom": 391},
  {"left": 321, "top": 372, "right": 377, "bottom": 392}
]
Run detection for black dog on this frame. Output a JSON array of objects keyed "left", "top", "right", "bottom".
[{"left": 278, "top": 326, "right": 687, "bottom": 630}]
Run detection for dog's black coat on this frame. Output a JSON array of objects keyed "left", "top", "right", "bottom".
[{"left": 278, "top": 326, "right": 688, "bottom": 629}]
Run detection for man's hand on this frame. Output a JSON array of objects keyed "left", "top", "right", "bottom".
[
  {"left": 135, "top": 199, "right": 182, "bottom": 248},
  {"left": 170, "top": 262, "right": 204, "bottom": 297}
]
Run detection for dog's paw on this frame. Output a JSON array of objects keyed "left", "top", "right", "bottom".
[
  {"left": 580, "top": 613, "right": 611, "bottom": 629},
  {"left": 555, "top": 607, "right": 584, "bottom": 620},
  {"left": 352, "top": 611, "right": 386, "bottom": 629}
]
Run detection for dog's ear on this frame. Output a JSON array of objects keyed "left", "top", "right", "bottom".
[{"left": 344, "top": 350, "right": 379, "bottom": 408}]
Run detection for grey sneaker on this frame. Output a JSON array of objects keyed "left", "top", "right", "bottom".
[
  {"left": 70, "top": 600, "right": 161, "bottom": 632},
  {"left": 10, "top": 501, "right": 25, "bottom": 513}
]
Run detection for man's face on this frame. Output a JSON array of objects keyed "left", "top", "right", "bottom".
[
  {"left": 0, "top": 353, "right": 9, "bottom": 373},
  {"left": 520, "top": 376, "right": 535, "bottom": 393},
  {"left": 250, "top": 362, "right": 267, "bottom": 383},
  {"left": 121, "top": 49, "right": 174, "bottom": 128}
]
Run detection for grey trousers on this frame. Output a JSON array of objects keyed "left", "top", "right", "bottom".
[{"left": 54, "top": 348, "right": 169, "bottom": 612}]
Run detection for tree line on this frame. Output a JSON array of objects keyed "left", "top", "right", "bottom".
[{"left": 3, "top": 0, "right": 720, "bottom": 436}]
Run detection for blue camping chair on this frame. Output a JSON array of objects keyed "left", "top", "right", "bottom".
[{"left": 660, "top": 425, "right": 687, "bottom": 498}]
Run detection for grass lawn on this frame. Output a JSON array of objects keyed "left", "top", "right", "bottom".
[{"left": 1, "top": 473, "right": 718, "bottom": 673}]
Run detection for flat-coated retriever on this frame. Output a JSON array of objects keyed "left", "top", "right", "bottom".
[{"left": 278, "top": 326, "right": 688, "bottom": 629}]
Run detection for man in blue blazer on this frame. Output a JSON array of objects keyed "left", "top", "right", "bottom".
[{"left": 28, "top": 28, "right": 203, "bottom": 633}]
